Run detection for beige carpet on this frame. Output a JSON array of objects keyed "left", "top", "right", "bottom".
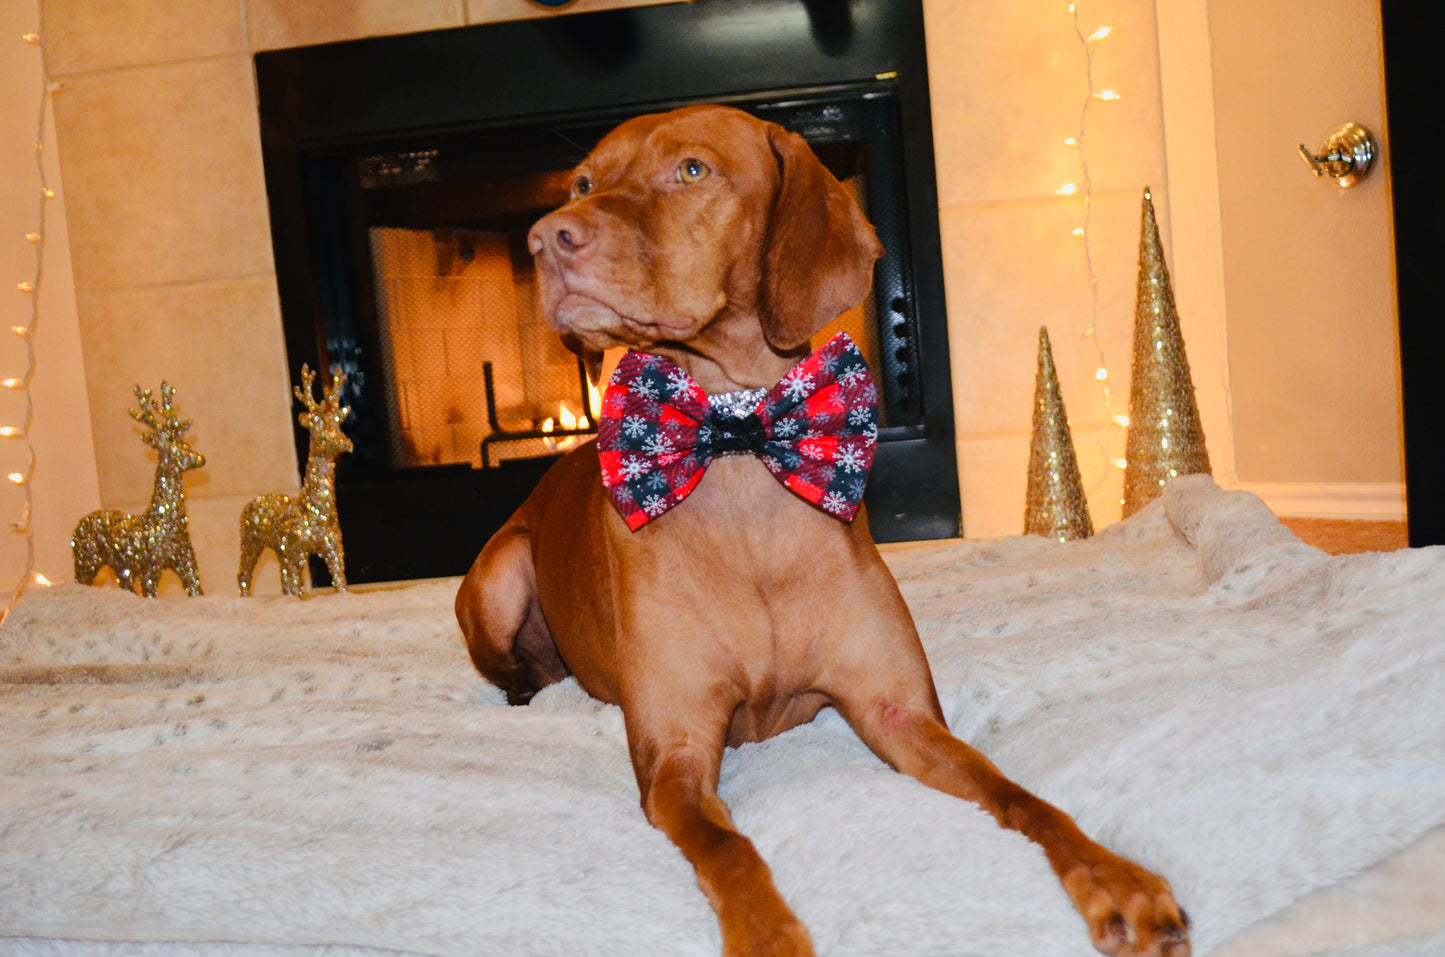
[{"left": 1279, "top": 518, "right": 1409, "bottom": 555}]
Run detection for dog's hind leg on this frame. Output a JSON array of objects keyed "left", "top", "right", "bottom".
[{"left": 456, "top": 519, "right": 569, "bottom": 705}]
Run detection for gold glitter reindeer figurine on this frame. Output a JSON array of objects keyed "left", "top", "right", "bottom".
[
  {"left": 72, "top": 382, "right": 206, "bottom": 597},
  {"left": 238, "top": 365, "right": 352, "bottom": 597}
]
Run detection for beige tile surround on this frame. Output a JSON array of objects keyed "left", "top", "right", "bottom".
[
  {"left": 42, "top": 0, "right": 248, "bottom": 75},
  {"left": 43, "top": 0, "right": 1171, "bottom": 593},
  {"left": 54, "top": 56, "right": 275, "bottom": 292}
]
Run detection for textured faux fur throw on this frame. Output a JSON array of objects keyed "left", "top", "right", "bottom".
[{"left": 2, "top": 476, "right": 1442, "bottom": 956}]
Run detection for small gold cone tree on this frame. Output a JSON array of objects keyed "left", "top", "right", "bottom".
[{"left": 1025, "top": 326, "right": 1093, "bottom": 542}]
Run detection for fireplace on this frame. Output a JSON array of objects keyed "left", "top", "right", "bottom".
[{"left": 257, "top": 0, "right": 958, "bottom": 584}]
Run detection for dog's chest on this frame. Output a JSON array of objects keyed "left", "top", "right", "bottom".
[
  {"left": 680, "top": 455, "right": 852, "bottom": 574},
  {"left": 638, "top": 456, "right": 859, "bottom": 671}
]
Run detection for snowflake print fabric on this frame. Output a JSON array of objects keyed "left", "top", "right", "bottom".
[{"left": 596, "top": 332, "right": 878, "bottom": 529}]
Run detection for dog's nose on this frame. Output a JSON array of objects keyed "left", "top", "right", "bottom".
[{"left": 529, "top": 212, "right": 594, "bottom": 260}]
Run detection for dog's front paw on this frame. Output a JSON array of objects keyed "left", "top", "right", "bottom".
[
  {"left": 1061, "top": 855, "right": 1191, "bottom": 957},
  {"left": 719, "top": 904, "right": 815, "bottom": 957}
]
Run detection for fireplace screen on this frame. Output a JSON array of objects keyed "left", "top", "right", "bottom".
[
  {"left": 368, "top": 224, "right": 598, "bottom": 468},
  {"left": 369, "top": 216, "right": 880, "bottom": 470}
]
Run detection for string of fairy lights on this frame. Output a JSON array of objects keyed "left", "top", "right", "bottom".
[
  {"left": 4, "top": 13, "right": 55, "bottom": 621},
  {"left": 1060, "top": 2, "right": 1130, "bottom": 494}
]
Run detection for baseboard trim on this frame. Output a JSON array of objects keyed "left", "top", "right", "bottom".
[{"left": 1231, "top": 482, "right": 1407, "bottom": 521}]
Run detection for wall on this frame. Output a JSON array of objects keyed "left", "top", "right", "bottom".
[
  {"left": 5, "top": 0, "right": 1405, "bottom": 599},
  {"left": 1207, "top": 0, "right": 1403, "bottom": 513}
]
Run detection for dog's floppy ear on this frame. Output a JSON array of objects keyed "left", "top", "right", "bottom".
[{"left": 758, "top": 124, "right": 885, "bottom": 352}]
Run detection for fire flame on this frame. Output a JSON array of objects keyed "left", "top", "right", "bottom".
[{"left": 542, "top": 401, "right": 584, "bottom": 452}]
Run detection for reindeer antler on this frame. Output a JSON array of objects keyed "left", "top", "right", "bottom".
[
  {"left": 294, "top": 364, "right": 350, "bottom": 421},
  {"left": 294, "top": 364, "right": 320, "bottom": 414},
  {"left": 130, "top": 382, "right": 193, "bottom": 435},
  {"left": 325, "top": 367, "right": 350, "bottom": 421},
  {"left": 130, "top": 384, "right": 159, "bottom": 432}
]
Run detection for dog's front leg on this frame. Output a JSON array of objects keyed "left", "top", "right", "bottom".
[
  {"left": 627, "top": 709, "right": 815, "bottom": 957},
  {"left": 848, "top": 698, "right": 1190, "bottom": 957}
]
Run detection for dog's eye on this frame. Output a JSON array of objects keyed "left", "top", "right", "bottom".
[
  {"left": 571, "top": 175, "right": 592, "bottom": 199},
  {"left": 677, "top": 159, "right": 710, "bottom": 184}
]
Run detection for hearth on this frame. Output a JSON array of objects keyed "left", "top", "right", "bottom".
[{"left": 257, "top": 0, "right": 958, "bottom": 583}]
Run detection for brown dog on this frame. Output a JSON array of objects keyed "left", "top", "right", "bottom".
[{"left": 455, "top": 104, "right": 1190, "bottom": 957}]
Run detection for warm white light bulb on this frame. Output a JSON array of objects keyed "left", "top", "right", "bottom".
[
  {"left": 1089, "top": 26, "right": 1113, "bottom": 41},
  {"left": 6, "top": 473, "right": 23, "bottom": 485},
  {"left": 34, "top": 573, "right": 51, "bottom": 586},
  {"left": 1112, "top": 414, "right": 1130, "bottom": 427},
  {"left": 1057, "top": 183, "right": 1078, "bottom": 196},
  {"left": 1095, "top": 368, "right": 1109, "bottom": 381},
  {"left": 1094, "top": 90, "right": 1121, "bottom": 101}
]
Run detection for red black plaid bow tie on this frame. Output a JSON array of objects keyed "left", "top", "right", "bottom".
[{"left": 597, "top": 332, "right": 879, "bottom": 530}]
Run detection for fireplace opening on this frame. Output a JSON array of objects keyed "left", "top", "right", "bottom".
[{"left": 258, "top": 0, "right": 959, "bottom": 584}]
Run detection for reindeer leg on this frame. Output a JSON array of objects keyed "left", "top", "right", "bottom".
[
  {"left": 179, "top": 553, "right": 202, "bottom": 596},
  {"left": 273, "top": 541, "right": 291, "bottom": 596},
  {"left": 72, "top": 550, "right": 98, "bottom": 586},
  {"left": 238, "top": 538, "right": 261, "bottom": 597},
  {"left": 321, "top": 539, "right": 346, "bottom": 593},
  {"left": 280, "top": 546, "right": 304, "bottom": 598}
]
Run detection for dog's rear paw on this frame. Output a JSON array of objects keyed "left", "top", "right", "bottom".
[{"left": 1063, "top": 857, "right": 1191, "bottom": 957}]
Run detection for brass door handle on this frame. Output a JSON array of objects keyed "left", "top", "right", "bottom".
[{"left": 1298, "top": 122, "right": 1377, "bottom": 188}]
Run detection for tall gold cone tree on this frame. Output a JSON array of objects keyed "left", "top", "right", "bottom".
[
  {"left": 1025, "top": 326, "right": 1093, "bottom": 541},
  {"left": 1122, "top": 188, "right": 1211, "bottom": 517}
]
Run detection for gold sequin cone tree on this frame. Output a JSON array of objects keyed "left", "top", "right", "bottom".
[
  {"left": 1025, "top": 326, "right": 1093, "bottom": 541},
  {"left": 1122, "top": 188, "right": 1211, "bottom": 517}
]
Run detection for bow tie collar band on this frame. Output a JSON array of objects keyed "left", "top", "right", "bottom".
[{"left": 597, "top": 332, "right": 880, "bottom": 530}]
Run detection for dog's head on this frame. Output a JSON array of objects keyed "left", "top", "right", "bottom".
[{"left": 528, "top": 105, "right": 883, "bottom": 373}]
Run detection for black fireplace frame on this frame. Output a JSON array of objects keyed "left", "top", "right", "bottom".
[{"left": 256, "top": 0, "right": 959, "bottom": 583}]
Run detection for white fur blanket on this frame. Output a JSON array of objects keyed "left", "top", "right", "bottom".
[{"left": 1, "top": 475, "right": 1442, "bottom": 956}]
